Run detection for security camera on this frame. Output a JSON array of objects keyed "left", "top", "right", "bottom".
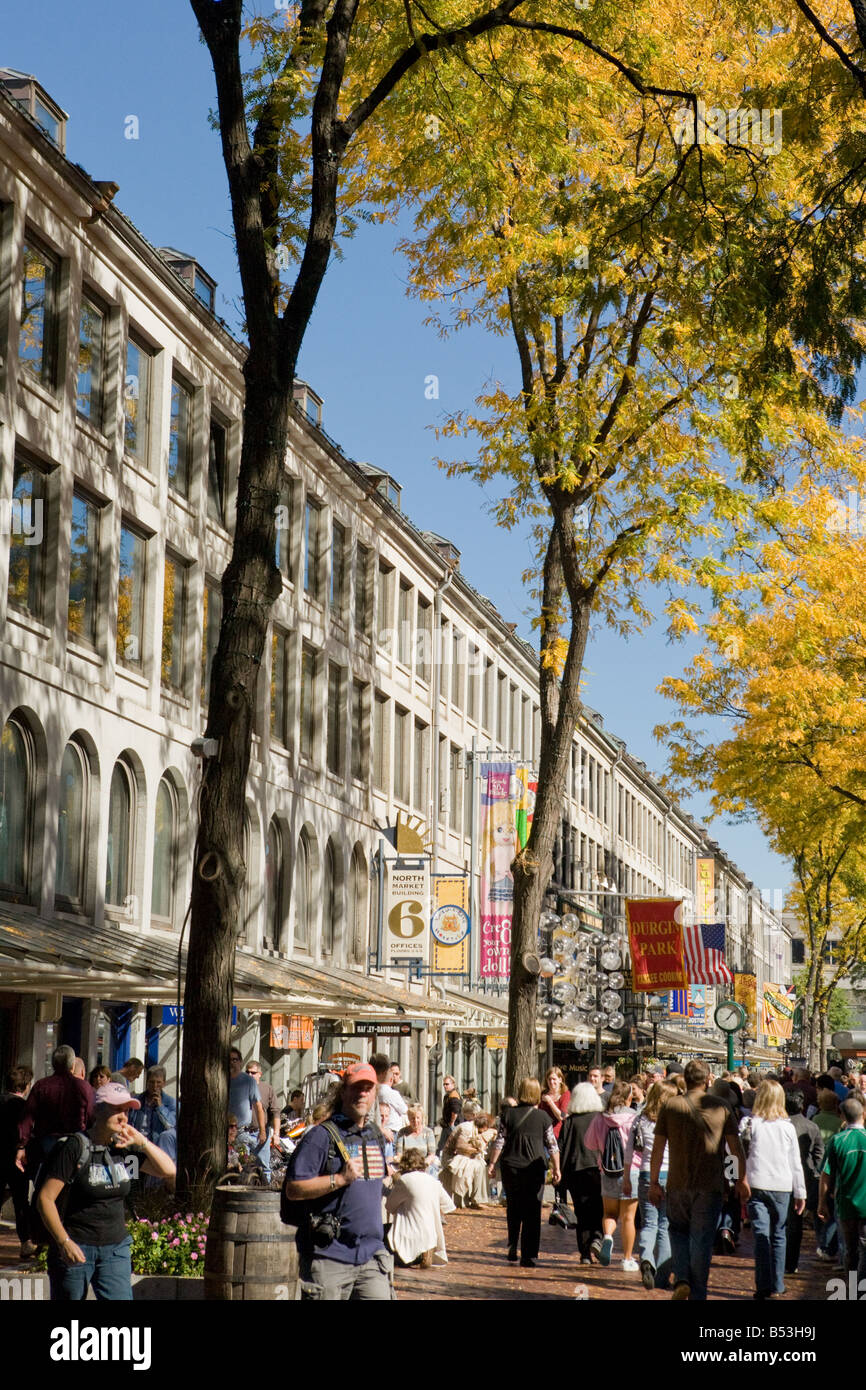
[{"left": 191, "top": 736, "right": 220, "bottom": 758}]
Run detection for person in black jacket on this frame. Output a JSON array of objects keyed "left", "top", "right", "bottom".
[
  {"left": 559, "top": 1082, "right": 604, "bottom": 1263},
  {"left": 487, "top": 1077, "right": 560, "bottom": 1268},
  {"left": 784, "top": 1090, "right": 824, "bottom": 1273}
]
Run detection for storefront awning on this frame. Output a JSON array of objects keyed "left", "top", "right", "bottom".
[{"left": 0, "top": 908, "right": 460, "bottom": 1022}]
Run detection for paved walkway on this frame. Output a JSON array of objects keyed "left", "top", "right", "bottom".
[{"left": 393, "top": 1203, "right": 834, "bottom": 1302}]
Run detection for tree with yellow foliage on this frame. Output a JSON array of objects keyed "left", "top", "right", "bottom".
[{"left": 658, "top": 512, "right": 866, "bottom": 1066}]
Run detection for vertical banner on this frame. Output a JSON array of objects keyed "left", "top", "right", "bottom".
[
  {"left": 479, "top": 762, "right": 517, "bottom": 978},
  {"left": 734, "top": 972, "right": 757, "bottom": 1032},
  {"left": 669, "top": 989, "right": 692, "bottom": 1018},
  {"left": 762, "top": 983, "right": 795, "bottom": 1040},
  {"left": 385, "top": 863, "right": 430, "bottom": 964},
  {"left": 696, "top": 857, "right": 715, "bottom": 924},
  {"left": 431, "top": 874, "right": 470, "bottom": 975},
  {"left": 626, "top": 898, "right": 688, "bottom": 992},
  {"left": 514, "top": 765, "right": 537, "bottom": 848}
]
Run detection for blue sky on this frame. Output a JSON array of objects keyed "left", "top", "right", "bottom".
[{"left": 3, "top": 2, "right": 792, "bottom": 899}]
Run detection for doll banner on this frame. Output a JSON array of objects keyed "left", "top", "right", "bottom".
[{"left": 479, "top": 763, "right": 536, "bottom": 978}]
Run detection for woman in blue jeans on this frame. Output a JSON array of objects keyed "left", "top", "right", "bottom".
[
  {"left": 624, "top": 1081, "right": 677, "bottom": 1290},
  {"left": 740, "top": 1081, "right": 806, "bottom": 1300},
  {"left": 37, "top": 1081, "right": 176, "bottom": 1300}
]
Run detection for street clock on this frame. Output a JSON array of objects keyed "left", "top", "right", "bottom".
[{"left": 714, "top": 999, "right": 747, "bottom": 1033}]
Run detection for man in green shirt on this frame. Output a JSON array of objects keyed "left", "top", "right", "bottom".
[{"left": 818, "top": 1098, "right": 866, "bottom": 1278}]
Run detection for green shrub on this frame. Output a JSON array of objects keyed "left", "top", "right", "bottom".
[{"left": 129, "top": 1211, "right": 210, "bottom": 1276}]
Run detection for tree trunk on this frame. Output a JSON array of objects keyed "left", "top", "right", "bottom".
[
  {"left": 506, "top": 586, "right": 591, "bottom": 1094},
  {"left": 176, "top": 365, "right": 289, "bottom": 1200}
]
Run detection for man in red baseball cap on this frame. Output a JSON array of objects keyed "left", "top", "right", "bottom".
[{"left": 282, "top": 1059, "right": 392, "bottom": 1299}]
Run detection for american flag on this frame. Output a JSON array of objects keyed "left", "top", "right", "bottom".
[{"left": 682, "top": 923, "right": 733, "bottom": 986}]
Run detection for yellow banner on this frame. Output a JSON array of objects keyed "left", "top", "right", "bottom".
[
  {"left": 734, "top": 972, "right": 757, "bottom": 1033},
  {"left": 486, "top": 1034, "right": 508, "bottom": 1049},
  {"left": 696, "top": 858, "right": 715, "bottom": 924},
  {"left": 762, "top": 984, "right": 795, "bottom": 1040},
  {"left": 431, "top": 876, "right": 470, "bottom": 974}
]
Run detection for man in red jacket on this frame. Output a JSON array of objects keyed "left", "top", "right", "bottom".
[{"left": 15, "top": 1044, "right": 94, "bottom": 1171}]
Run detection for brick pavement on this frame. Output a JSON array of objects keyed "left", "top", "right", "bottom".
[{"left": 393, "top": 1203, "right": 835, "bottom": 1302}]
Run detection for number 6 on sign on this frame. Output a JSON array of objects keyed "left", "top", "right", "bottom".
[
  {"left": 389, "top": 900, "right": 425, "bottom": 938},
  {"left": 384, "top": 863, "right": 430, "bottom": 964}
]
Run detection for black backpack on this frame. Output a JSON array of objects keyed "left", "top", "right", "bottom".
[
  {"left": 600, "top": 1123, "right": 625, "bottom": 1177},
  {"left": 29, "top": 1133, "right": 92, "bottom": 1248}
]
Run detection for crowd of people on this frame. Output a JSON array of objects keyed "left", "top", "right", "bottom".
[{"left": 3, "top": 1043, "right": 866, "bottom": 1302}]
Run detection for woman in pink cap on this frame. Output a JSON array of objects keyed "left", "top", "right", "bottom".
[{"left": 36, "top": 1081, "right": 176, "bottom": 1300}]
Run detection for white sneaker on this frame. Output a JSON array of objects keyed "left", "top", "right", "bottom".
[{"left": 622, "top": 1258, "right": 639, "bottom": 1272}]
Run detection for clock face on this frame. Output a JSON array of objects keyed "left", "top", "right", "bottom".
[{"left": 714, "top": 1001, "right": 746, "bottom": 1032}]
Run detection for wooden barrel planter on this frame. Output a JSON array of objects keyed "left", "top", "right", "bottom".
[{"left": 204, "top": 1183, "right": 299, "bottom": 1300}]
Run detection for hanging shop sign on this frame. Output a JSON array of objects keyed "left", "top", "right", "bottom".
[
  {"left": 431, "top": 875, "right": 470, "bottom": 975},
  {"left": 270, "top": 1014, "right": 315, "bottom": 1049},
  {"left": 385, "top": 862, "right": 430, "bottom": 965},
  {"left": 762, "top": 983, "right": 796, "bottom": 1041},
  {"left": 626, "top": 898, "right": 688, "bottom": 992},
  {"left": 163, "top": 1006, "right": 237, "bottom": 1026},
  {"left": 486, "top": 1034, "right": 508, "bottom": 1049}
]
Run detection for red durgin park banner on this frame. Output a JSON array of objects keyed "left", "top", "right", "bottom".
[{"left": 626, "top": 898, "right": 688, "bottom": 992}]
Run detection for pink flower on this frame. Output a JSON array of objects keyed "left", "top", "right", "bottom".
[
  {"left": 191, "top": 1252, "right": 199, "bottom": 1261},
  {"left": 151, "top": 1232, "right": 158, "bottom": 1241},
  {"left": 171, "top": 1238, "right": 180, "bottom": 1247}
]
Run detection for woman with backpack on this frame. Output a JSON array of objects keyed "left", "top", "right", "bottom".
[
  {"left": 487, "top": 1077, "right": 560, "bottom": 1268},
  {"left": 558, "top": 1082, "right": 604, "bottom": 1263},
  {"left": 584, "top": 1079, "right": 640, "bottom": 1271},
  {"left": 35, "top": 1082, "right": 176, "bottom": 1300},
  {"left": 622, "top": 1080, "right": 677, "bottom": 1288}
]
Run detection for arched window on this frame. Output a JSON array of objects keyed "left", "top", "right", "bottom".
[
  {"left": 349, "top": 845, "right": 367, "bottom": 965},
  {"left": 0, "top": 718, "right": 31, "bottom": 895},
  {"left": 322, "top": 839, "right": 340, "bottom": 958},
  {"left": 265, "top": 818, "right": 285, "bottom": 952},
  {"left": 56, "top": 741, "right": 87, "bottom": 906},
  {"left": 295, "top": 828, "right": 314, "bottom": 949},
  {"left": 106, "top": 759, "right": 134, "bottom": 909},
  {"left": 151, "top": 777, "right": 176, "bottom": 922}
]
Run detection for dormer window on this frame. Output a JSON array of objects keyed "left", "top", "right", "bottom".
[
  {"left": 0, "top": 71, "right": 68, "bottom": 152},
  {"left": 158, "top": 248, "right": 217, "bottom": 314},
  {"left": 293, "top": 381, "right": 323, "bottom": 428}
]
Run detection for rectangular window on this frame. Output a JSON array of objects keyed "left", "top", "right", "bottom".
[
  {"left": 580, "top": 751, "right": 587, "bottom": 808},
  {"left": 207, "top": 418, "right": 227, "bottom": 525},
  {"left": 304, "top": 500, "right": 324, "bottom": 601},
  {"left": 327, "top": 663, "right": 345, "bottom": 776},
  {"left": 449, "top": 744, "right": 462, "bottom": 830},
  {"left": 398, "top": 581, "right": 413, "bottom": 667},
  {"left": 271, "top": 628, "right": 290, "bottom": 746},
  {"left": 467, "top": 646, "right": 480, "bottom": 723},
  {"left": 77, "top": 294, "right": 105, "bottom": 427},
  {"left": 20, "top": 235, "right": 58, "bottom": 387},
  {"left": 168, "top": 376, "right": 193, "bottom": 497},
  {"left": 463, "top": 752, "right": 473, "bottom": 837},
  {"left": 201, "top": 579, "right": 222, "bottom": 705},
  {"left": 452, "top": 631, "right": 464, "bottom": 708},
  {"left": 377, "top": 560, "right": 393, "bottom": 646},
  {"left": 571, "top": 746, "right": 579, "bottom": 801},
  {"left": 68, "top": 491, "right": 100, "bottom": 646},
  {"left": 116, "top": 523, "right": 146, "bottom": 669},
  {"left": 124, "top": 336, "right": 151, "bottom": 463},
  {"left": 330, "top": 521, "right": 346, "bottom": 614},
  {"left": 497, "top": 672, "right": 508, "bottom": 746},
  {"left": 300, "top": 644, "right": 316, "bottom": 760},
  {"left": 161, "top": 554, "right": 187, "bottom": 692},
  {"left": 373, "top": 692, "right": 389, "bottom": 793},
  {"left": 438, "top": 735, "right": 447, "bottom": 825},
  {"left": 394, "top": 706, "right": 410, "bottom": 804},
  {"left": 355, "top": 544, "right": 371, "bottom": 634},
  {"left": 351, "top": 679, "right": 367, "bottom": 782},
  {"left": 511, "top": 685, "right": 520, "bottom": 752},
  {"left": 482, "top": 659, "right": 494, "bottom": 731},
  {"left": 522, "top": 695, "right": 530, "bottom": 753},
  {"left": 416, "top": 597, "right": 432, "bottom": 681},
  {"left": 275, "top": 476, "right": 293, "bottom": 582},
  {"left": 413, "top": 720, "right": 429, "bottom": 812},
  {"left": 533, "top": 707, "right": 541, "bottom": 763},
  {"left": 6, "top": 458, "right": 48, "bottom": 620}
]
